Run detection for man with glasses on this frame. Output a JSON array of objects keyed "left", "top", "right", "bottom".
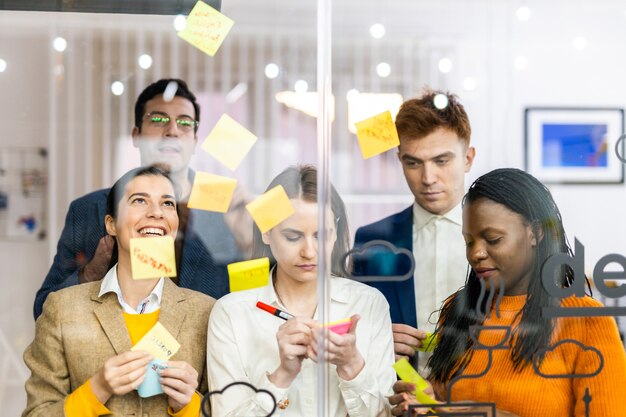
[{"left": 33, "top": 78, "right": 250, "bottom": 319}]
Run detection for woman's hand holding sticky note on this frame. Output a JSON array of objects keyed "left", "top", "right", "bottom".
[{"left": 392, "top": 358, "right": 439, "bottom": 406}]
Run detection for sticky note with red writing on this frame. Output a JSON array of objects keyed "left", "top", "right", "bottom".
[
  {"left": 325, "top": 318, "right": 352, "bottom": 335},
  {"left": 227, "top": 257, "right": 270, "bottom": 292},
  {"left": 131, "top": 322, "right": 180, "bottom": 361},
  {"left": 187, "top": 171, "right": 238, "bottom": 213},
  {"left": 201, "top": 114, "right": 258, "bottom": 171},
  {"left": 130, "top": 236, "right": 176, "bottom": 280},
  {"left": 246, "top": 185, "right": 295, "bottom": 233},
  {"left": 177, "top": 0, "right": 234, "bottom": 57},
  {"left": 354, "top": 110, "right": 400, "bottom": 159}
]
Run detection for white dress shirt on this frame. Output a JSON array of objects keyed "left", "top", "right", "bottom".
[
  {"left": 207, "top": 274, "right": 396, "bottom": 417},
  {"left": 412, "top": 202, "right": 468, "bottom": 370},
  {"left": 98, "top": 265, "right": 164, "bottom": 314}
]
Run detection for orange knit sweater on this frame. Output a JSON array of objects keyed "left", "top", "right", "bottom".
[{"left": 444, "top": 295, "right": 626, "bottom": 417}]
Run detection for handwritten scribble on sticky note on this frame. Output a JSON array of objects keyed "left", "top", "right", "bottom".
[
  {"left": 130, "top": 236, "right": 176, "bottom": 280},
  {"left": 188, "top": 171, "right": 238, "bottom": 213},
  {"left": 228, "top": 257, "right": 270, "bottom": 292},
  {"left": 354, "top": 110, "right": 400, "bottom": 159},
  {"left": 131, "top": 322, "right": 181, "bottom": 361},
  {"left": 201, "top": 114, "right": 258, "bottom": 171},
  {"left": 177, "top": 0, "right": 234, "bottom": 57},
  {"left": 246, "top": 185, "right": 295, "bottom": 234}
]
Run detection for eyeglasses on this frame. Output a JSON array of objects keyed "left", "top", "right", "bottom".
[{"left": 143, "top": 112, "right": 198, "bottom": 133}]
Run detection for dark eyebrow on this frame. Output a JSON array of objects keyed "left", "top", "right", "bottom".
[
  {"left": 432, "top": 151, "right": 456, "bottom": 160},
  {"left": 148, "top": 110, "right": 195, "bottom": 120},
  {"left": 128, "top": 192, "right": 149, "bottom": 200},
  {"left": 128, "top": 192, "right": 176, "bottom": 201}
]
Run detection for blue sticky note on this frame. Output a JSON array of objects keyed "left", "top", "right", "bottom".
[{"left": 137, "top": 359, "right": 167, "bottom": 398}]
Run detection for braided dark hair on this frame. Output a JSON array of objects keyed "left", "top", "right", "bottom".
[{"left": 429, "top": 168, "right": 577, "bottom": 382}]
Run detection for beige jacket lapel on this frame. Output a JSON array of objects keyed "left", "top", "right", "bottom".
[
  {"left": 159, "top": 278, "right": 187, "bottom": 339},
  {"left": 92, "top": 289, "right": 131, "bottom": 355}
]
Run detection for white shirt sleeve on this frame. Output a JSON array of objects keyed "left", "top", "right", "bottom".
[
  {"left": 207, "top": 300, "right": 289, "bottom": 417},
  {"left": 337, "top": 291, "right": 395, "bottom": 417}
]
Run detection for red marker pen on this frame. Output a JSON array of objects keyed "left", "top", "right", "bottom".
[{"left": 256, "top": 301, "right": 294, "bottom": 321}]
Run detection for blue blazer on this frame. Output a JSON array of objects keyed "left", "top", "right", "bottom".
[
  {"left": 352, "top": 206, "right": 417, "bottom": 328},
  {"left": 34, "top": 185, "right": 243, "bottom": 319}
]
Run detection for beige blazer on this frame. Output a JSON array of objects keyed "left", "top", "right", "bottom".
[{"left": 23, "top": 278, "right": 215, "bottom": 417}]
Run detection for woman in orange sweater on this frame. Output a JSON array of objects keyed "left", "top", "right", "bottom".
[{"left": 391, "top": 168, "right": 626, "bottom": 417}]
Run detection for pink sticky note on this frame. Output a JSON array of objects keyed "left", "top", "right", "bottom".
[{"left": 326, "top": 318, "right": 352, "bottom": 335}]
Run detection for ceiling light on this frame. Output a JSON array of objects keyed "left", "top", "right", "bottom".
[
  {"left": 370, "top": 23, "right": 386, "bottom": 39},
  {"left": 376, "top": 62, "right": 391, "bottom": 78},
  {"left": 53, "top": 37, "right": 67, "bottom": 52},
  {"left": 438, "top": 58, "right": 453, "bottom": 74},
  {"left": 265, "top": 63, "right": 280, "bottom": 79},
  {"left": 111, "top": 81, "right": 124, "bottom": 96}
]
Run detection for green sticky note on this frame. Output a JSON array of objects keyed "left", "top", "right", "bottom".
[{"left": 415, "top": 332, "right": 438, "bottom": 352}]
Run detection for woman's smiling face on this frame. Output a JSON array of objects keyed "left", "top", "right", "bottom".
[{"left": 105, "top": 174, "right": 179, "bottom": 255}]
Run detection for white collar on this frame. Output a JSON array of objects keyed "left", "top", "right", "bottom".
[
  {"left": 99, "top": 265, "right": 165, "bottom": 313},
  {"left": 412, "top": 201, "right": 462, "bottom": 230}
]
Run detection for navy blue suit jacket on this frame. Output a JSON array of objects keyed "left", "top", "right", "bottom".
[
  {"left": 34, "top": 186, "right": 243, "bottom": 319},
  {"left": 352, "top": 206, "right": 417, "bottom": 328}
]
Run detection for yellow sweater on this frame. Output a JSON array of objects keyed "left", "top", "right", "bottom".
[
  {"left": 64, "top": 310, "right": 201, "bottom": 416},
  {"left": 446, "top": 295, "right": 626, "bottom": 417}
]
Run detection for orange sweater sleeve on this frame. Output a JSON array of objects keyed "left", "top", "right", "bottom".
[
  {"left": 168, "top": 392, "right": 202, "bottom": 417},
  {"left": 572, "top": 313, "right": 626, "bottom": 416},
  {"left": 64, "top": 379, "right": 111, "bottom": 417}
]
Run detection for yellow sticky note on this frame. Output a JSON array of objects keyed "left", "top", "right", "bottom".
[
  {"left": 201, "top": 114, "right": 258, "bottom": 171},
  {"left": 415, "top": 332, "right": 438, "bottom": 352},
  {"left": 393, "top": 358, "right": 429, "bottom": 392},
  {"left": 131, "top": 322, "right": 181, "bottom": 361},
  {"left": 228, "top": 257, "right": 270, "bottom": 292},
  {"left": 130, "top": 236, "right": 176, "bottom": 280},
  {"left": 354, "top": 110, "right": 400, "bottom": 159},
  {"left": 188, "top": 171, "right": 237, "bottom": 213},
  {"left": 246, "top": 185, "right": 295, "bottom": 233},
  {"left": 177, "top": 0, "right": 234, "bottom": 57}
]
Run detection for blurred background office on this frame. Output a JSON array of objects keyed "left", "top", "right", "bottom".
[{"left": 1, "top": 0, "right": 626, "bottom": 414}]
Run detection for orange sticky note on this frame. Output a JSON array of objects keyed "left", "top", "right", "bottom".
[
  {"left": 202, "top": 114, "right": 258, "bottom": 171},
  {"left": 228, "top": 257, "right": 270, "bottom": 292},
  {"left": 354, "top": 110, "right": 400, "bottom": 159},
  {"left": 177, "top": 0, "right": 234, "bottom": 57},
  {"left": 130, "top": 236, "right": 176, "bottom": 279},
  {"left": 188, "top": 171, "right": 238, "bottom": 213},
  {"left": 131, "top": 322, "right": 180, "bottom": 361},
  {"left": 246, "top": 185, "right": 295, "bottom": 233}
]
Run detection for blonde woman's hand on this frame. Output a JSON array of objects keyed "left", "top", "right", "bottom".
[
  {"left": 308, "top": 315, "right": 365, "bottom": 381},
  {"left": 269, "top": 317, "right": 317, "bottom": 388}
]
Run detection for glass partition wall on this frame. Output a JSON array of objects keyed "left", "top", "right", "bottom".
[{"left": 2, "top": 0, "right": 626, "bottom": 415}]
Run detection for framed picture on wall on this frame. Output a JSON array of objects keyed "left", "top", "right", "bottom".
[{"left": 524, "top": 107, "right": 625, "bottom": 184}]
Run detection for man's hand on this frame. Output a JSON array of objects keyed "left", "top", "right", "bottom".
[
  {"left": 79, "top": 235, "right": 114, "bottom": 283},
  {"left": 393, "top": 324, "right": 427, "bottom": 361}
]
